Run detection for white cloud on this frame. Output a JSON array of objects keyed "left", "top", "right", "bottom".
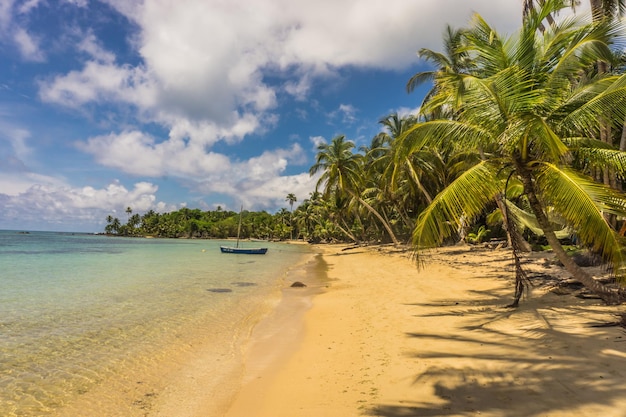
[
  {"left": 0, "top": 179, "right": 176, "bottom": 231},
  {"left": 77, "top": 32, "right": 116, "bottom": 64},
  {"left": 338, "top": 104, "right": 357, "bottom": 124},
  {"left": 284, "top": 73, "right": 312, "bottom": 101},
  {"left": 76, "top": 130, "right": 311, "bottom": 208},
  {"left": 38, "top": 0, "right": 527, "bottom": 138},
  {"left": 63, "top": 0, "right": 88, "bottom": 7},
  {"left": 0, "top": 122, "right": 32, "bottom": 161},
  {"left": 394, "top": 106, "right": 421, "bottom": 119},
  {"left": 39, "top": 61, "right": 157, "bottom": 109},
  {"left": 0, "top": 172, "right": 66, "bottom": 195},
  {"left": 77, "top": 130, "right": 233, "bottom": 177},
  {"left": 239, "top": 172, "right": 318, "bottom": 210},
  {"left": 192, "top": 143, "right": 312, "bottom": 206},
  {"left": 310, "top": 135, "right": 325, "bottom": 149},
  {"left": 13, "top": 27, "right": 43, "bottom": 61},
  {"left": 17, "top": 0, "right": 41, "bottom": 15}
]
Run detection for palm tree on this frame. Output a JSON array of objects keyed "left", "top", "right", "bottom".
[
  {"left": 407, "top": 24, "right": 473, "bottom": 121},
  {"left": 111, "top": 217, "right": 121, "bottom": 235},
  {"left": 286, "top": 193, "right": 297, "bottom": 211},
  {"left": 310, "top": 135, "right": 400, "bottom": 245},
  {"left": 404, "top": 0, "right": 626, "bottom": 303},
  {"left": 589, "top": 0, "right": 626, "bottom": 21},
  {"left": 286, "top": 193, "right": 297, "bottom": 239},
  {"left": 363, "top": 113, "right": 439, "bottom": 237}
]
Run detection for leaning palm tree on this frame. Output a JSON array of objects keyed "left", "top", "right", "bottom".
[
  {"left": 310, "top": 135, "right": 400, "bottom": 245},
  {"left": 403, "top": 0, "right": 626, "bottom": 303}
]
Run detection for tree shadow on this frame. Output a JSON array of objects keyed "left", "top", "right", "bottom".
[{"left": 367, "top": 292, "right": 626, "bottom": 416}]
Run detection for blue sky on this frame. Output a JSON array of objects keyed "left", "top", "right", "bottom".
[{"left": 0, "top": 0, "right": 587, "bottom": 232}]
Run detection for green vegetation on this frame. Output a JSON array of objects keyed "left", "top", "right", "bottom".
[
  {"left": 104, "top": 207, "right": 293, "bottom": 240},
  {"left": 105, "top": 0, "right": 626, "bottom": 303}
]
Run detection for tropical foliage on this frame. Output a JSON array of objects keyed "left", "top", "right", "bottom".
[
  {"left": 104, "top": 0, "right": 626, "bottom": 303},
  {"left": 402, "top": 0, "right": 626, "bottom": 302}
]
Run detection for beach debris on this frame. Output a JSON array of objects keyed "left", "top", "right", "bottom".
[
  {"left": 232, "top": 281, "right": 257, "bottom": 287},
  {"left": 290, "top": 281, "right": 307, "bottom": 287},
  {"left": 207, "top": 288, "right": 233, "bottom": 293}
]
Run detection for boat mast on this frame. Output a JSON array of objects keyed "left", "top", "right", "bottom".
[{"left": 236, "top": 205, "right": 243, "bottom": 248}]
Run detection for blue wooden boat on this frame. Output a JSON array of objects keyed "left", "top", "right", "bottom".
[
  {"left": 220, "top": 246, "right": 268, "bottom": 254},
  {"left": 220, "top": 205, "right": 268, "bottom": 255}
]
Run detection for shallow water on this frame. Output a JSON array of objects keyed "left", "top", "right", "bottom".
[{"left": 0, "top": 231, "right": 312, "bottom": 416}]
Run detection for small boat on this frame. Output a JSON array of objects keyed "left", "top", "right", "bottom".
[
  {"left": 220, "top": 246, "right": 268, "bottom": 254},
  {"left": 220, "top": 205, "right": 268, "bottom": 255}
]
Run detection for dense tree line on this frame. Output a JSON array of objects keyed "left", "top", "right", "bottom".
[
  {"left": 104, "top": 207, "right": 293, "bottom": 240},
  {"left": 105, "top": 0, "right": 626, "bottom": 302}
]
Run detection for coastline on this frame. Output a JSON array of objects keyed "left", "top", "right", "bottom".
[
  {"left": 146, "top": 243, "right": 324, "bottom": 417},
  {"left": 41, "top": 240, "right": 318, "bottom": 417},
  {"left": 223, "top": 244, "right": 626, "bottom": 417}
]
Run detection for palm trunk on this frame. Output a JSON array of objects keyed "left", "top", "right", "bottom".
[
  {"left": 495, "top": 193, "right": 532, "bottom": 252},
  {"left": 620, "top": 121, "right": 626, "bottom": 152},
  {"left": 516, "top": 159, "right": 622, "bottom": 304},
  {"left": 405, "top": 158, "right": 433, "bottom": 204},
  {"left": 328, "top": 215, "right": 357, "bottom": 243},
  {"left": 351, "top": 192, "right": 400, "bottom": 245}
]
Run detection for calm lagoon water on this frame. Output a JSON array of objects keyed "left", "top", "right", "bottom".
[{"left": 0, "top": 230, "right": 313, "bottom": 416}]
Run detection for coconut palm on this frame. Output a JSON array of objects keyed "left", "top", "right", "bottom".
[
  {"left": 589, "top": 0, "right": 626, "bottom": 21},
  {"left": 407, "top": 25, "right": 473, "bottom": 121},
  {"left": 310, "top": 135, "right": 400, "bottom": 244},
  {"left": 403, "top": 0, "right": 626, "bottom": 303},
  {"left": 285, "top": 193, "right": 297, "bottom": 212},
  {"left": 285, "top": 193, "right": 297, "bottom": 239}
]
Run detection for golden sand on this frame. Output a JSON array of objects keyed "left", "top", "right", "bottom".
[
  {"left": 223, "top": 244, "right": 626, "bottom": 417},
  {"left": 64, "top": 243, "right": 626, "bottom": 416}
]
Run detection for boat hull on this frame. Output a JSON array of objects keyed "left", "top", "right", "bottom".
[{"left": 220, "top": 246, "right": 268, "bottom": 255}]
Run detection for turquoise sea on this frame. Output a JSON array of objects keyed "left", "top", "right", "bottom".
[{"left": 0, "top": 230, "right": 314, "bottom": 416}]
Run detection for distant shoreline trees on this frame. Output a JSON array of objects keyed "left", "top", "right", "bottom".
[
  {"left": 105, "top": 207, "right": 293, "bottom": 241},
  {"left": 104, "top": 1, "right": 626, "bottom": 303}
]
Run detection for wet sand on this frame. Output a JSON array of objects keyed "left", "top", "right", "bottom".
[{"left": 223, "top": 244, "right": 626, "bottom": 417}]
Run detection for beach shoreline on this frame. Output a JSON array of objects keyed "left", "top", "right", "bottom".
[
  {"left": 39, "top": 240, "right": 318, "bottom": 417},
  {"left": 222, "top": 244, "right": 626, "bottom": 417}
]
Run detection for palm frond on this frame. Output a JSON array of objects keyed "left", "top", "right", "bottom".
[
  {"left": 534, "top": 163, "right": 626, "bottom": 274},
  {"left": 412, "top": 161, "right": 503, "bottom": 253},
  {"left": 562, "top": 74, "right": 626, "bottom": 134},
  {"left": 397, "top": 119, "right": 493, "bottom": 160},
  {"left": 505, "top": 199, "right": 572, "bottom": 239},
  {"left": 571, "top": 147, "right": 626, "bottom": 178},
  {"left": 406, "top": 71, "right": 437, "bottom": 93}
]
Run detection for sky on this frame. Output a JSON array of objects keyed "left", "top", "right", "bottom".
[{"left": 0, "top": 0, "right": 590, "bottom": 232}]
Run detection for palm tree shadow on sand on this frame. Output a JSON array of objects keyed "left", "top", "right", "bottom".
[{"left": 366, "top": 292, "right": 626, "bottom": 417}]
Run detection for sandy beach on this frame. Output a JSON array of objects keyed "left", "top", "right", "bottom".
[{"left": 223, "top": 244, "right": 626, "bottom": 417}]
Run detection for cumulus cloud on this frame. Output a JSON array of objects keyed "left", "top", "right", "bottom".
[
  {"left": 13, "top": 26, "right": 43, "bottom": 61},
  {"left": 239, "top": 172, "right": 318, "bottom": 210},
  {"left": 77, "top": 130, "right": 233, "bottom": 177},
  {"left": 78, "top": 128, "right": 312, "bottom": 205},
  {"left": 77, "top": 32, "right": 116, "bottom": 64},
  {"left": 34, "top": 0, "right": 530, "bottom": 180},
  {"left": 39, "top": 0, "right": 526, "bottom": 134},
  {"left": 310, "top": 135, "right": 325, "bottom": 149},
  {"left": 38, "top": 61, "right": 157, "bottom": 110},
  {"left": 2, "top": 0, "right": 593, "bottom": 231},
  {"left": 0, "top": 180, "right": 176, "bottom": 231},
  {"left": 195, "top": 144, "right": 316, "bottom": 207}
]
